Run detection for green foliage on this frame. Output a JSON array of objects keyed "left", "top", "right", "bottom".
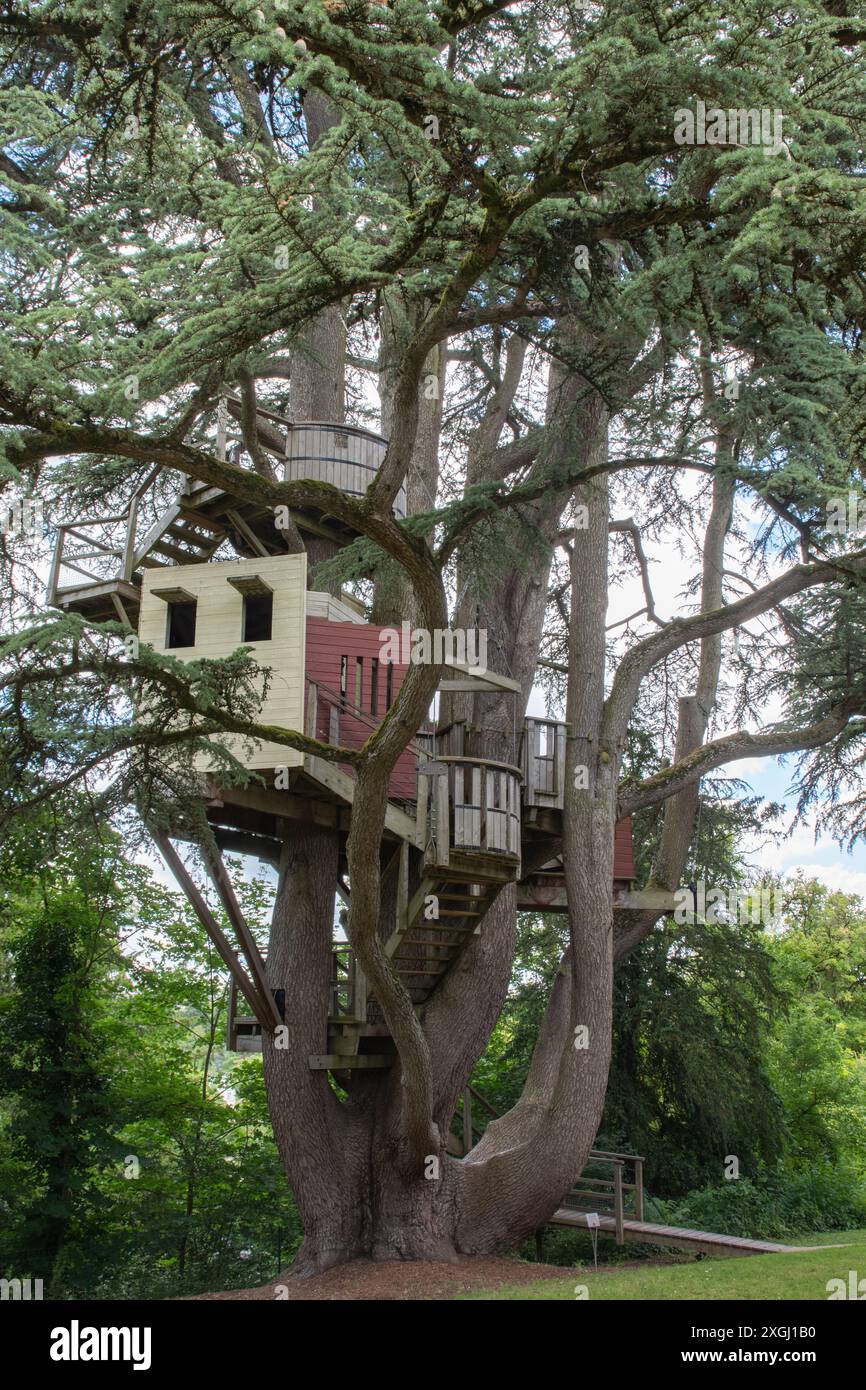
[
  {"left": 663, "top": 1169, "right": 866, "bottom": 1242},
  {"left": 0, "top": 801, "right": 300, "bottom": 1298}
]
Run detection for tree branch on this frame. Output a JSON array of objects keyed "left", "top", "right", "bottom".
[{"left": 618, "top": 698, "right": 861, "bottom": 818}]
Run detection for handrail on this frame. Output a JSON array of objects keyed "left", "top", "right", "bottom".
[
  {"left": 459, "top": 1085, "right": 644, "bottom": 1238},
  {"left": 306, "top": 675, "right": 431, "bottom": 761},
  {"left": 432, "top": 754, "right": 524, "bottom": 781},
  {"left": 47, "top": 466, "right": 167, "bottom": 603}
]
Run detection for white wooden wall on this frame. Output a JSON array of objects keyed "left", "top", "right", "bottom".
[{"left": 138, "top": 554, "right": 307, "bottom": 771}]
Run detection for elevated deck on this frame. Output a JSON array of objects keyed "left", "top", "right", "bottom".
[{"left": 46, "top": 401, "right": 405, "bottom": 624}]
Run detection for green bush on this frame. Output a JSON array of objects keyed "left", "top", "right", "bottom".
[{"left": 663, "top": 1166, "right": 866, "bottom": 1241}]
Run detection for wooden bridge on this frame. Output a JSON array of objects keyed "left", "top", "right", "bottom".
[
  {"left": 454, "top": 1089, "right": 801, "bottom": 1260},
  {"left": 46, "top": 395, "right": 676, "bottom": 1074}
]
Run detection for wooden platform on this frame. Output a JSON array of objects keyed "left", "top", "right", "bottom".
[{"left": 549, "top": 1208, "right": 799, "bottom": 1257}]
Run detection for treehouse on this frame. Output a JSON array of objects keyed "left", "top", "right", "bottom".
[{"left": 47, "top": 396, "right": 671, "bottom": 1075}]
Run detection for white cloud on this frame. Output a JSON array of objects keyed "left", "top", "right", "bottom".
[{"left": 781, "top": 862, "right": 866, "bottom": 899}]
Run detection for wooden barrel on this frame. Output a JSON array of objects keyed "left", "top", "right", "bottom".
[{"left": 283, "top": 422, "right": 407, "bottom": 519}]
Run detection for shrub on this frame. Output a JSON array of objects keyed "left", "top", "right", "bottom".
[{"left": 663, "top": 1165, "right": 866, "bottom": 1241}]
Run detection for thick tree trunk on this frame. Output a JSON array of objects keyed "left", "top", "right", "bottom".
[{"left": 262, "top": 822, "right": 367, "bottom": 1273}]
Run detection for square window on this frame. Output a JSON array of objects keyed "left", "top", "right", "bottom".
[
  {"left": 243, "top": 592, "right": 273, "bottom": 642},
  {"left": 166, "top": 599, "right": 197, "bottom": 648}
]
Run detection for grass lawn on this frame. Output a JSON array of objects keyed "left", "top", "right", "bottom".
[{"left": 460, "top": 1229, "right": 866, "bottom": 1300}]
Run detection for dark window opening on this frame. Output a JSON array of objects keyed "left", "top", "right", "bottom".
[
  {"left": 167, "top": 600, "right": 197, "bottom": 649},
  {"left": 370, "top": 658, "right": 379, "bottom": 716},
  {"left": 243, "top": 591, "right": 273, "bottom": 642},
  {"left": 385, "top": 661, "right": 394, "bottom": 710},
  {"left": 354, "top": 656, "right": 363, "bottom": 708}
]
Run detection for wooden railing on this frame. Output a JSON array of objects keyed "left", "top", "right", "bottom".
[
  {"left": 417, "top": 756, "right": 522, "bottom": 867},
  {"left": 522, "top": 717, "right": 568, "bottom": 810},
  {"left": 46, "top": 465, "right": 163, "bottom": 604},
  {"left": 561, "top": 1150, "right": 645, "bottom": 1243},
  {"left": 305, "top": 676, "right": 430, "bottom": 760},
  {"left": 330, "top": 943, "right": 367, "bottom": 1022},
  {"left": 228, "top": 941, "right": 368, "bottom": 1047},
  {"left": 457, "top": 1088, "right": 644, "bottom": 1246}
]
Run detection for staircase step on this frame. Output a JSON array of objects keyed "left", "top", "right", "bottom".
[
  {"left": 429, "top": 908, "right": 484, "bottom": 918},
  {"left": 166, "top": 523, "right": 221, "bottom": 546},
  {"left": 437, "top": 892, "right": 488, "bottom": 901},
  {"left": 394, "top": 966, "right": 448, "bottom": 976},
  {"left": 400, "top": 934, "right": 469, "bottom": 945},
  {"left": 177, "top": 507, "right": 228, "bottom": 533},
  {"left": 151, "top": 539, "right": 213, "bottom": 563},
  {"left": 396, "top": 949, "right": 455, "bottom": 961}
]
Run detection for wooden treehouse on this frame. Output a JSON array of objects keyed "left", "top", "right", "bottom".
[{"left": 47, "top": 398, "right": 673, "bottom": 1076}]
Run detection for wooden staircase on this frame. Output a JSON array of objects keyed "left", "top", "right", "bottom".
[
  {"left": 47, "top": 473, "right": 285, "bottom": 627},
  {"left": 384, "top": 865, "right": 510, "bottom": 1005}
]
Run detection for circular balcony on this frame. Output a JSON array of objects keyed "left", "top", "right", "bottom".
[
  {"left": 283, "top": 422, "right": 407, "bottom": 520},
  {"left": 418, "top": 756, "right": 523, "bottom": 870}
]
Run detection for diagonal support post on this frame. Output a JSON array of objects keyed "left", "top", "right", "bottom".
[
  {"left": 201, "top": 840, "right": 282, "bottom": 1030},
  {"left": 151, "top": 829, "right": 277, "bottom": 1033}
]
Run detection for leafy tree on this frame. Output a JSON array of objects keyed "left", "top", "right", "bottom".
[
  {"left": 3, "top": 2, "right": 866, "bottom": 1271},
  {"left": 0, "top": 810, "right": 127, "bottom": 1288},
  {"left": 767, "top": 878, "right": 866, "bottom": 1170}
]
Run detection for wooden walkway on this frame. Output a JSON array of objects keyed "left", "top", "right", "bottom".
[{"left": 550, "top": 1208, "right": 798, "bottom": 1257}]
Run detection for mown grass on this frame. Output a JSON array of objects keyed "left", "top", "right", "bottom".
[{"left": 460, "top": 1229, "right": 866, "bottom": 1300}]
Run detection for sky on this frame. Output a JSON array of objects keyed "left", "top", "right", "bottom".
[{"left": 600, "top": 501, "right": 866, "bottom": 901}]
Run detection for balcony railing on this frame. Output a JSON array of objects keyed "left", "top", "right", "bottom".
[{"left": 417, "top": 756, "right": 522, "bottom": 868}]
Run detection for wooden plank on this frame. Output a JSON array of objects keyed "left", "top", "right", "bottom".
[
  {"left": 226, "top": 574, "right": 274, "bottom": 597},
  {"left": 46, "top": 527, "right": 66, "bottom": 606},
  {"left": 149, "top": 585, "right": 196, "bottom": 604},
  {"left": 121, "top": 498, "right": 139, "bottom": 581},
  {"left": 308, "top": 1054, "right": 393, "bottom": 1070},
  {"left": 440, "top": 659, "right": 521, "bottom": 694},
  {"left": 133, "top": 502, "right": 182, "bottom": 569},
  {"left": 152, "top": 829, "right": 275, "bottom": 1032},
  {"left": 109, "top": 591, "right": 134, "bottom": 629},
  {"left": 548, "top": 1209, "right": 798, "bottom": 1255},
  {"left": 202, "top": 841, "right": 282, "bottom": 1030},
  {"left": 434, "top": 772, "right": 450, "bottom": 867},
  {"left": 225, "top": 508, "right": 270, "bottom": 558}
]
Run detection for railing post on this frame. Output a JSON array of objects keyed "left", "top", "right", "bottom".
[
  {"left": 121, "top": 496, "right": 139, "bottom": 581},
  {"left": 217, "top": 396, "right": 228, "bottom": 460},
  {"left": 353, "top": 954, "right": 367, "bottom": 1024},
  {"left": 330, "top": 949, "right": 340, "bottom": 1017},
  {"left": 613, "top": 1162, "right": 624, "bottom": 1244},
  {"left": 305, "top": 680, "right": 318, "bottom": 738},
  {"left": 46, "top": 526, "right": 65, "bottom": 605},
  {"left": 633, "top": 1157, "right": 644, "bottom": 1221}
]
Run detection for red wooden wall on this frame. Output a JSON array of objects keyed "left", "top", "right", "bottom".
[
  {"left": 304, "top": 618, "right": 418, "bottom": 799},
  {"left": 613, "top": 815, "right": 635, "bottom": 883},
  {"left": 304, "top": 617, "right": 637, "bottom": 876}
]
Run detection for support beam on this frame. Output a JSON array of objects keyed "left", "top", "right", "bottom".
[
  {"left": 201, "top": 841, "right": 282, "bottom": 1030},
  {"left": 151, "top": 829, "right": 276, "bottom": 1032}
]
